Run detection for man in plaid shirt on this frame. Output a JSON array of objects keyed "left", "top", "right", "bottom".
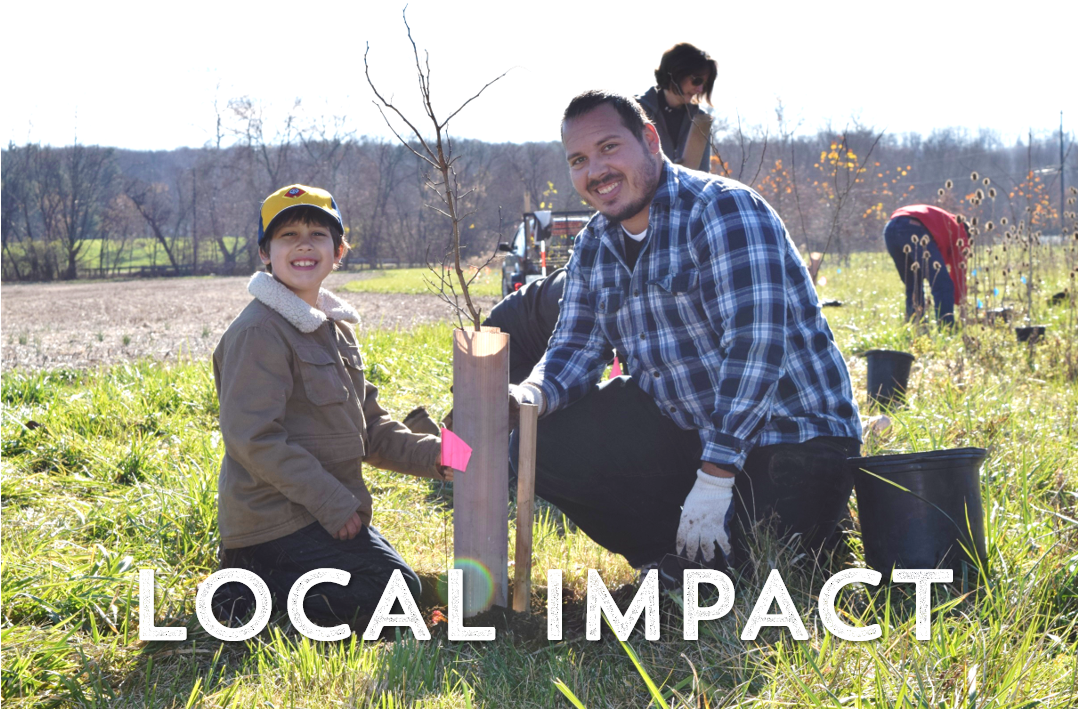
[{"left": 511, "top": 91, "right": 862, "bottom": 574}]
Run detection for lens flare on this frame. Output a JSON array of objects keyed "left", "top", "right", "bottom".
[{"left": 441, "top": 558, "right": 496, "bottom": 613}]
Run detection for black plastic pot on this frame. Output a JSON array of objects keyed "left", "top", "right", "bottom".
[
  {"left": 850, "top": 447, "right": 988, "bottom": 577},
  {"left": 1015, "top": 326, "right": 1046, "bottom": 343},
  {"left": 863, "top": 349, "right": 915, "bottom": 407},
  {"left": 985, "top": 307, "right": 1013, "bottom": 325}
]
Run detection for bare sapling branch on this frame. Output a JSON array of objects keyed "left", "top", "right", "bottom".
[
  {"left": 815, "top": 128, "right": 884, "bottom": 279},
  {"left": 423, "top": 243, "right": 466, "bottom": 330},
  {"left": 736, "top": 112, "right": 749, "bottom": 182},
  {"left": 363, "top": 8, "right": 508, "bottom": 331},
  {"left": 749, "top": 127, "right": 770, "bottom": 189}
]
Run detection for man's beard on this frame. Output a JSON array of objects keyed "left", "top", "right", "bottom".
[{"left": 591, "top": 158, "right": 662, "bottom": 225}]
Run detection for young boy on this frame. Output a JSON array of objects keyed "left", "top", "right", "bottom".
[{"left": 212, "top": 184, "right": 449, "bottom": 622}]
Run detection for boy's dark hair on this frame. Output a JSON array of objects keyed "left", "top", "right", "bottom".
[
  {"left": 561, "top": 90, "right": 653, "bottom": 143},
  {"left": 260, "top": 205, "right": 349, "bottom": 272},
  {"left": 654, "top": 43, "right": 717, "bottom": 106}
]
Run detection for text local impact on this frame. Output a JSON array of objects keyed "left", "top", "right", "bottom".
[{"left": 140, "top": 567, "right": 953, "bottom": 643}]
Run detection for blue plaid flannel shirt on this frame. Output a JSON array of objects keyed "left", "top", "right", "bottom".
[{"left": 525, "top": 162, "right": 861, "bottom": 470}]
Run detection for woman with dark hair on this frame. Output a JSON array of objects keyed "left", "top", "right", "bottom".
[{"left": 636, "top": 43, "right": 717, "bottom": 172}]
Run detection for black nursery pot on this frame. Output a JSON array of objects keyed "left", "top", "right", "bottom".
[
  {"left": 985, "top": 307, "right": 1013, "bottom": 325},
  {"left": 863, "top": 349, "right": 915, "bottom": 407},
  {"left": 850, "top": 448, "right": 988, "bottom": 578},
  {"left": 1015, "top": 326, "right": 1046, "bottom": 343}
]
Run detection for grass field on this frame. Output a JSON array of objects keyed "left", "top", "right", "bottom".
[
  {"left": 2, "top": 237, "right": 248, "bottom": 276},
  {"left": 2, "top": 253, "right": 1076, "bottom": 707},
  {"left": 339, "top": 267, "right": 503, "bottom": 299},
  {"left": 2, "top": 239, "right": 487, "bottom": 281}
]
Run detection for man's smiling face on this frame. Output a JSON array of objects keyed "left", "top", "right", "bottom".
[{"left": 562, "top": 102, "right": 663, "bottom": 234}]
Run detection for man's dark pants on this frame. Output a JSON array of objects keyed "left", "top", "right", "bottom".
[
  {"left": 216, "top": 523, "right": 421, "bottom": 622},
  {"left": 511, "top": 376, "right": 859, "bottom": 569}
]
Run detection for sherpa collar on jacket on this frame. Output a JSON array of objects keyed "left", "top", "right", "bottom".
[{"left": 247, "top": 271, "right": 360, "bottom": 333}]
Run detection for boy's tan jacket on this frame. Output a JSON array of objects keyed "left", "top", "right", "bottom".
[{"left": 214, "top": 272, "right": 443, "bottom": 549}]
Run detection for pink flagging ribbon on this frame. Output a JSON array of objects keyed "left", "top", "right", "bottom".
[
  {"left": 610, "top": 356, "right": 622, "bottom": 379},
  {"left": 440, "top": 427, "right": 473, "bottom": 472}
]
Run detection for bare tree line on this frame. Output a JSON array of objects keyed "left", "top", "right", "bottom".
[
  {"left": 712, "top": 118, "right": 1074, "bottom": 260},
  {"left": 3, "top": 102, "right": 1073, "bottom": 282}
]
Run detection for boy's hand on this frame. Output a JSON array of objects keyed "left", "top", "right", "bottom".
[
  {"left": 439, "top": 466, "right": 455, "bottom": 482},
  {"left": 334, "top": 512, "right": 364, "bottom": 541}
]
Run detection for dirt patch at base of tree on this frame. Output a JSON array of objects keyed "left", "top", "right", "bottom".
[
  {"left": 1, "top": 274, "right": 499, "bottom": 372},
  {"left": 408, "top": 579, "right": 680, "bottom": 646}
]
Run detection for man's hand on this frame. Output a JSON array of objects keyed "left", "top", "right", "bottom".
[
  {"left": 439, "top": 465, "right": 455, "bottom": 482},
  {"left": 676, "top": 468, "right": 736, "bottom": 566},
  {"left": 334, "top": 512, "right": 364, "bottom": 541},
  {"left": 508, "top": 383, "right": 542, "bottom": 427}
]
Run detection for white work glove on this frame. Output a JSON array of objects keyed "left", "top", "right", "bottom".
[
  {"left": 676, "top": 469, "right": 736, "bottom": 566},
  {"left": 508, "top": 383, "right": 544, "bottom": 426}
]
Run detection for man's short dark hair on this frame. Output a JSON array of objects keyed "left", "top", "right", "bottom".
[
  {"left": 561, "top": 90, "right": 653, "bottom": 143},
  {"left": 260, "top": 205, "right": 348, "bottom": 271},
  {"left": 655, "top": 43, "right": 717, "bottom": 106}
]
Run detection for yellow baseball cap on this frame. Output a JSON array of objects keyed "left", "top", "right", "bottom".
[{"left": 258, "top": 184, "right": 343, "bottom": 246}]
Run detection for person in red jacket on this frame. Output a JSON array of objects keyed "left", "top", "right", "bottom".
[{"left": 884, "top": 205, "right": 970, "bottom": 324}]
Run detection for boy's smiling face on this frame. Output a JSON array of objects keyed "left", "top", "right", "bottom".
[{"left": 260, "top": 219, "right": 342, "bottom": 306}]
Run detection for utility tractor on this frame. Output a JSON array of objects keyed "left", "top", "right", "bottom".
[{"left": 497, "top": 210, "right": 592, "bottom": 296}]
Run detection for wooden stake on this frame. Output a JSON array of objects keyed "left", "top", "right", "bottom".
[
  {"left": 453, "top": 327, "right": 510, "bottom": 616},
  {"left": 513, "top": 404, "right": 539, "bottom": 613}
]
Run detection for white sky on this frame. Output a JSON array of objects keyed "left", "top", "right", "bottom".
[{"left": 4, "top": 0, "right": 1073, "bottom": 151}]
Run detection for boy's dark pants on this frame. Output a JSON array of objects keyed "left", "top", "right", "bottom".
[
  {"left": 217, "top": 523, "right": 421, "bottom": 622},
  {"left": 510, "top": 376, "right": 859, "bottom": 569}
]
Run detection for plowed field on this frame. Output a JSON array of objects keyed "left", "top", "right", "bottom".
[{"left": 1, "top": 273, "right": 498, "bottom": 371}]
